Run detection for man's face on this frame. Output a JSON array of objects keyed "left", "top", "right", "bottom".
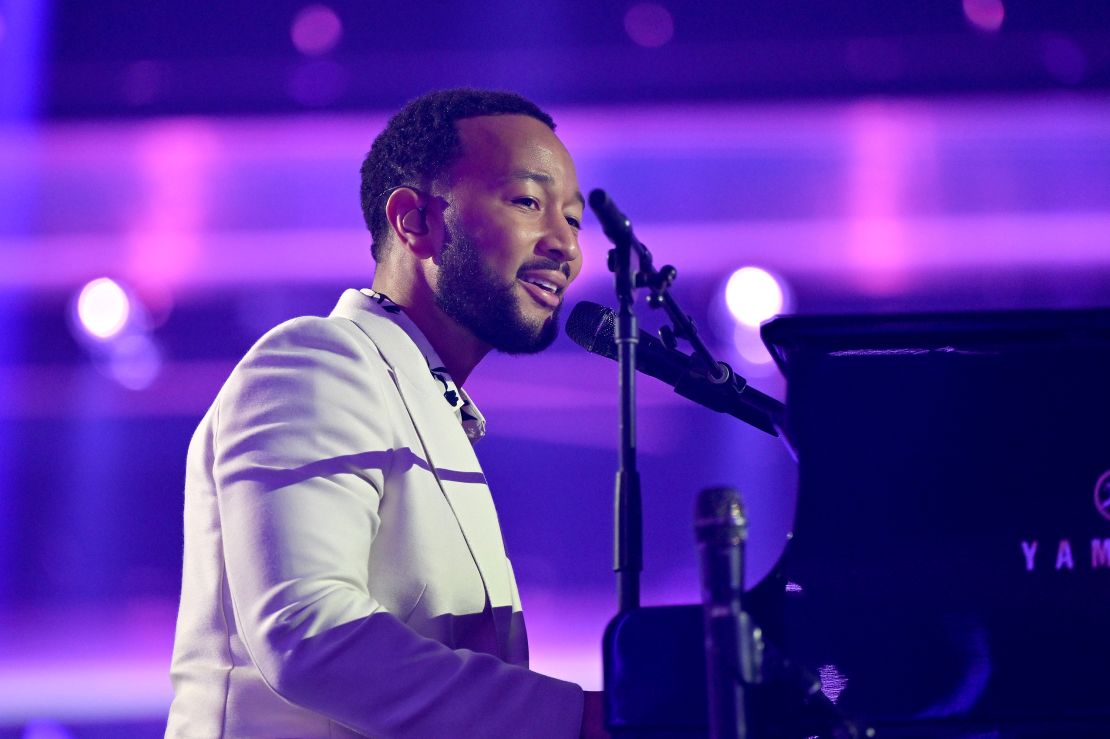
[{"left": 432, "top": 114, "right": 584, "bottom": 354}]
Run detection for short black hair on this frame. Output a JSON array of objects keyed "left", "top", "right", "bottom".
[{"left": 360, "top": 88, "right": 556, "bottom": 261}]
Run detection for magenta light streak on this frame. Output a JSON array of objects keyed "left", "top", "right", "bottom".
[
  {"left": 7, "top": 211, "right": 1110, "bottom": 295},
  {"left": 844, "top": 101, "right": 921, "bottom": 295},
  {"left": 125, "top": 120, "right": 218, "bottom": 299},
  {"left": 0, "top": 596, "right": 619, "bottom": 721},
  {"left": 3, "top": 96, "right": 1110, "bottom": 295},
  {"left": 0, "top": 603, "right": 175, "bottom": 723}
]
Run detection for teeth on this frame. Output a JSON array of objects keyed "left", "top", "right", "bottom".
[{"left": 525, "top": 279, "right": 557, "bottom": 293}]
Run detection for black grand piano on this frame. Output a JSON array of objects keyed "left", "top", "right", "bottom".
[{"left": 605, "top": 307, "right": 1110, "bottom": 738}]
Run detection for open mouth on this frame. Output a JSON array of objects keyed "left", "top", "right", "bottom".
[
  {"left": 517, "top": 277, "right": 562, "bottom": 309},
  {"left": 521, "top": 276, "right": 559, "bottom": 294},
  {"left": 517, "top": 266, "right": 568, "bottom": 310}
]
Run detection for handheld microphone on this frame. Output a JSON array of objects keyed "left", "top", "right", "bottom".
[{"left": 565, "top": 301, "right": 784, "bottom": 436}]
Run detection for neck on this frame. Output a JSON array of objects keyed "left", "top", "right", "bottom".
[{"left": 371, "top": 275, "right": 490, "bottom": 386}]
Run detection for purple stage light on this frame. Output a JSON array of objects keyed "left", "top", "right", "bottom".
[
  {"left": 75, "top": 278, "right": 130, "bottom": 341},
  {"left": 724, "top": 266, "right": 785, "bottom": 329},
  {"left": 963, "top": 0, "right": 1005, "bottom": 33},
  {"left": 624, "top": 3, "right": 674, "bottom": 49},
  {"left": 291, "top": 4, "right": 342, "bottom": 57}
]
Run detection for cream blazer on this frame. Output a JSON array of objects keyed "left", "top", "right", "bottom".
[{"left": 167, "top": 289, "right": 583, "bottom": 738}]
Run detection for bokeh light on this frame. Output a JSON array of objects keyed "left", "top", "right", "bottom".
[
  {"left": 734, "top": 324, "right": 776, "bottom": 369},
  {"left": 624, "top": 3, "right": 675, "bottom": 48},
  {"left": 76, "top": 278, "right": 131, "bottom": 340},
  {"left": 963, "top": 0, "right": 1004, "bottom": 32},
  {"left": 291, "top": 5, "right": 342, "bottom": 56},
  {"left": 724, "top": 266, "right": 786, "bottom": 328},
  {"left": 104, "top": 334, "right": 163, "bottom": 391}
]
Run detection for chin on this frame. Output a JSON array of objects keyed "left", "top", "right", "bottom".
[{"left": 492, "top": 306, "right": 561, "bottom": 355}]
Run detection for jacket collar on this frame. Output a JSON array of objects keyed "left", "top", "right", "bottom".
[{"left": 331, "top": 289, "right": 486, "bottom": 441}]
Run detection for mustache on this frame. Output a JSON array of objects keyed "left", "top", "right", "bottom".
[{"left": 517, "top": 258, "right": 571, "bottom": 279}]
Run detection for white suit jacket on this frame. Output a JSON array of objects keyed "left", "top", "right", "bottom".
[{"left": 167, "top": 289, "right": 583, "bottom": 738}]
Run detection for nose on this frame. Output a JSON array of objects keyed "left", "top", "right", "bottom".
[{"left": 538, "top": 213, "right": 581, "bottom": 267}]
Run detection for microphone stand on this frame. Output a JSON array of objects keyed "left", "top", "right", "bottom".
[
  {"left": 600, "top": 191, "right": 642, "bottom": 612},
  {"left": 591, "top": 190, "right": 865, "bottom": 739},
  {"left": 590, "top": 188, "right": 736, "bottom": 612}
]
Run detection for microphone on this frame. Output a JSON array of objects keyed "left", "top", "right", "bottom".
[
  {"left": 696, "top": 486, "right": 756, "bottom": 738},
  {"left": 695, "top": 487, "right": 867, "bottom": 739},
  {"left": 565, "top": 301, "right": 784, "bottom": 436},
  {"left": 588, "top": 189, "right": 636, "bottom": 247}
]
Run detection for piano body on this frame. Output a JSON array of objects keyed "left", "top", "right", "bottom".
[{"left": 606, "top": 308, "right": 1110, "bottom": 738}]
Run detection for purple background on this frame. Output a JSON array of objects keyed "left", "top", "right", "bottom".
[{"left": 2, "top": 1, "right": 1110, "bottom": 735}]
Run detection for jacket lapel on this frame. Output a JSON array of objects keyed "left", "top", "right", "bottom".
[{"left": 330, "top": 290, "right": 514, "bottom": 613}]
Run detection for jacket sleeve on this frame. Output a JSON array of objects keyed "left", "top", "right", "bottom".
[{"left": 212, "top": 316, "right": 584, "bottom": 738}]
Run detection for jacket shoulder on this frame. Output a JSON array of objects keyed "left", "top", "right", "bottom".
[{"left": 247, "top": 314, "right": 384, "bottom": 362}]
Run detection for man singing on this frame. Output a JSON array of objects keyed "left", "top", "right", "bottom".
[{"left": 167, "top": 89, "right": 605, "bottom": 738}]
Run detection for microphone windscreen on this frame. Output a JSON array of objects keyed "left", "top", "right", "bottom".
[
  {"left": 565, "top": 301, "right": 617, "bottom": 358},
  {"left": 588, "top": 189, "right": 610, "bottom": 210},
  {"left": 694, "top": 486, "right": 747, "bottom": 543}
]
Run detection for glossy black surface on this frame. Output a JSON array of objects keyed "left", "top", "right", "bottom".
[{"left": 762, "top": 308, "right": 1110, "bottom": 736}]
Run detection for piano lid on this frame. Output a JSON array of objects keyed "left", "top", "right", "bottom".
[{"left": 760, "top": 308, "right": 1110, "bottom": 737}]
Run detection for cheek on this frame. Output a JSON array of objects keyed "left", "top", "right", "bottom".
[
  {"left": 566, "top": 248, "right": 584, "bottom": 282},
  {"left": 453, "top": 202, "right": 540, "bottom": 274},
  {"left": 466, "top": 230, "right": 523, "bottom": 279}
]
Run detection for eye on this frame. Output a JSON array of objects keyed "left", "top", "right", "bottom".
[
  {"left": 513, "top": 196, "right": 540, "bottom": 209},
  {"left": 566, "top": 215, "right": 582, "bottom": 230}
]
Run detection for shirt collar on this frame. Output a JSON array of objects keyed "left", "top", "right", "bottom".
[{"left": 360, "top": 288, "right": 486, "bottom": 442}]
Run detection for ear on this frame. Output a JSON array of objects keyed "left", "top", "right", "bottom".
[{"left": 384, "top": 186, "right": 434, "bottom": 257}]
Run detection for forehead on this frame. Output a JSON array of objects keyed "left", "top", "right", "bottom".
[{"left": 449, "top": 114, "right": 578, "bottom": 189}]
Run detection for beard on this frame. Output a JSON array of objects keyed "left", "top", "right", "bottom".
[{"left": 433, "top": 225, "right": 562, "bottom": 355}]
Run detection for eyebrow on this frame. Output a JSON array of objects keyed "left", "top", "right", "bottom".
[{"left": 508, "top": 170, "right": 586, "bottom": 209}]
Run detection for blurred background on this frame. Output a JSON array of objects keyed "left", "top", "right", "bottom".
[{"left": 2, "top": 1, "right": 1110, "bottom": 736}]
